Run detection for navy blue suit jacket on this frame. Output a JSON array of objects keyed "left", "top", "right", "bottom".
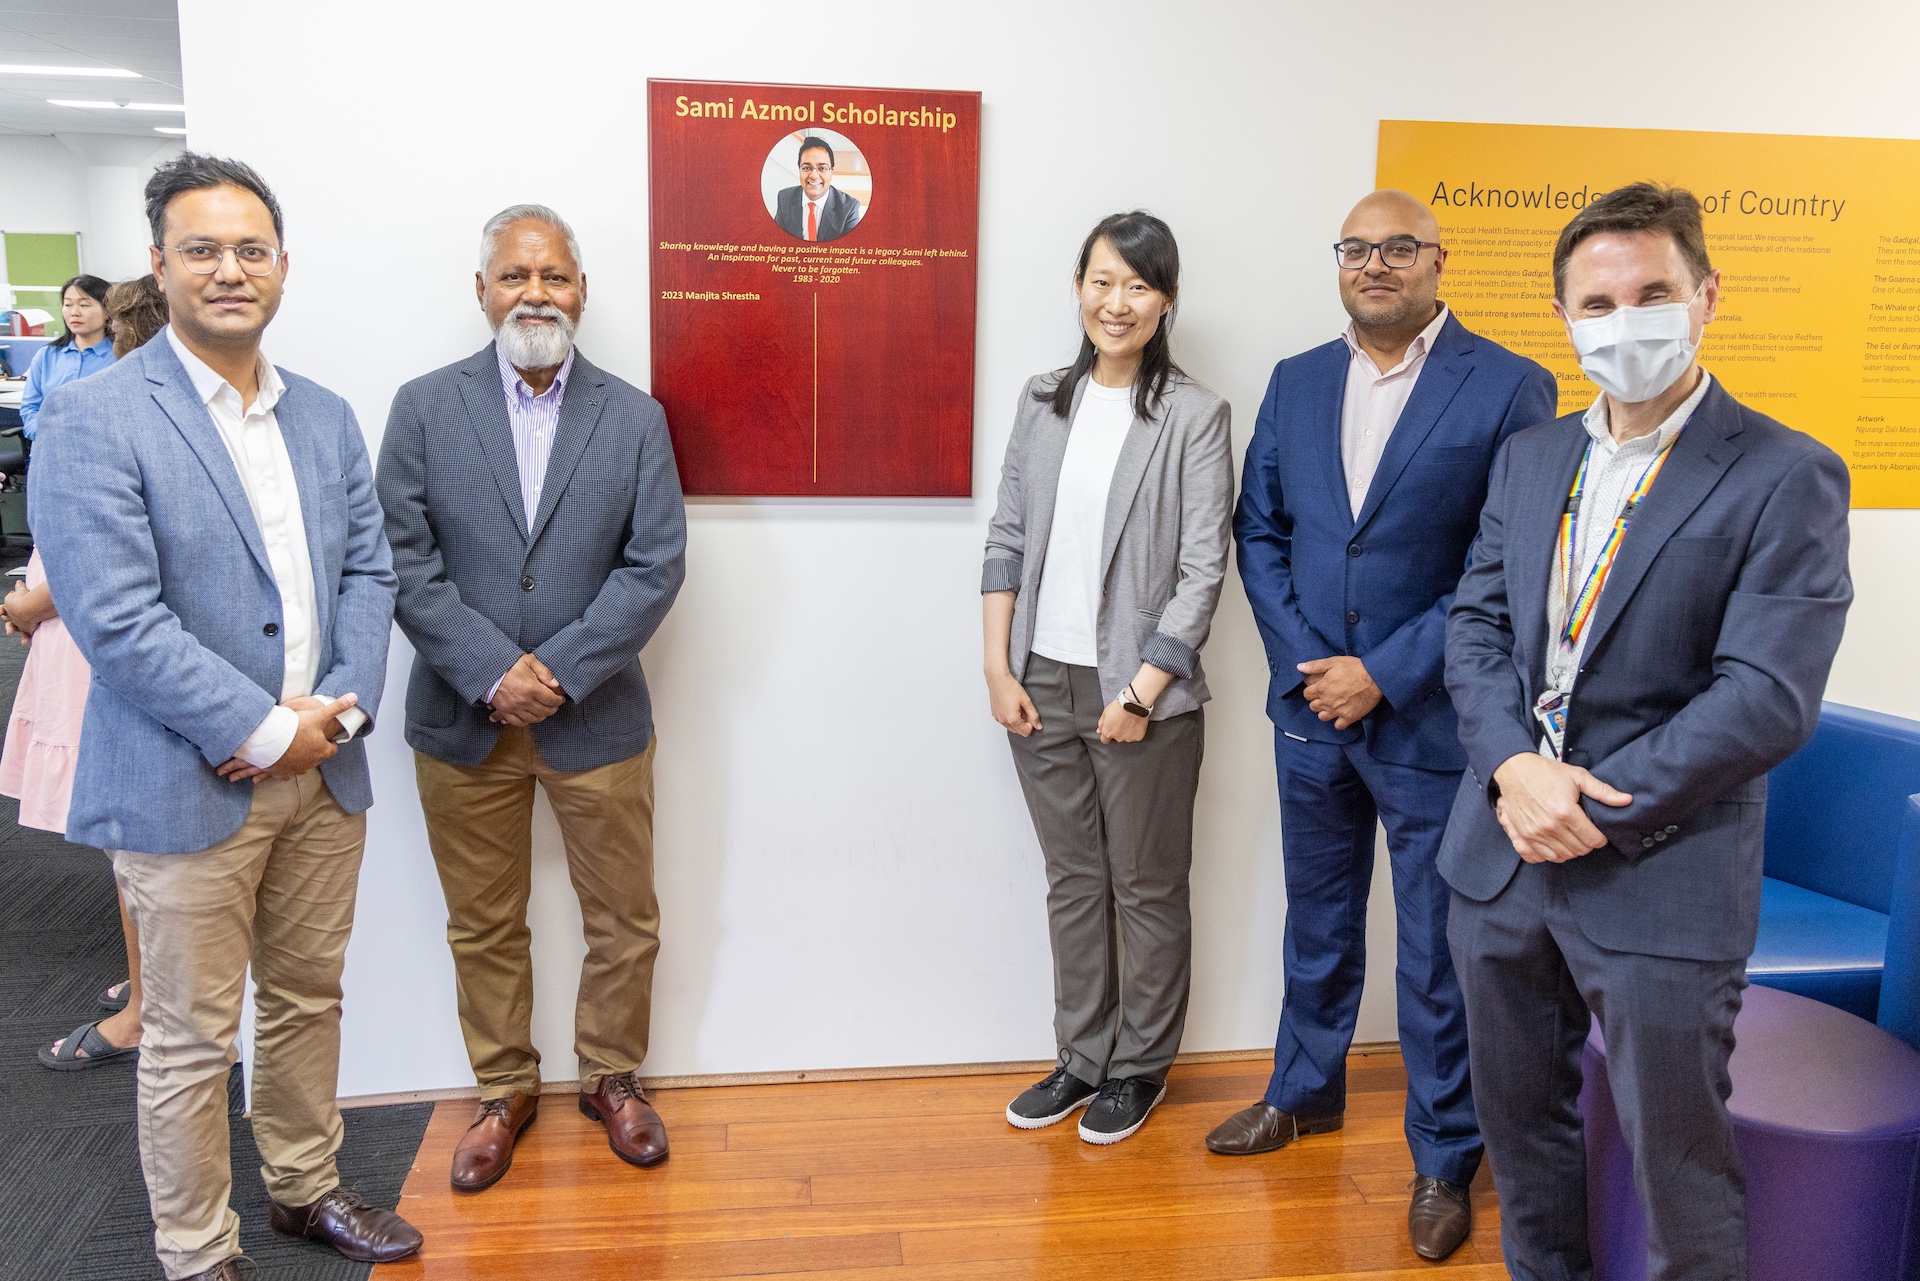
[
  {"left": 1234, "top": 313, "right": 1557, "bottom": 770},
  {"left": 1439, "top": 378, "right": 1853, "bottom": 961},
  {"left": 377, "top": 345, "right": 686, "bottom": 772}
]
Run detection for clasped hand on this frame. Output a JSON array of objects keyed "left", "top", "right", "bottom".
[
  {"left": 216, "top": 692, "right": 359, "bottom": 783},
  {"left": 1297, "top": 655, "right": 1381, "bottom": 730},
  {"left": 1491, "top": 752, "right": 1633, "bottom": 864},
  {"left": 489, "top": 652, "right": 566, "bottom": 726}
]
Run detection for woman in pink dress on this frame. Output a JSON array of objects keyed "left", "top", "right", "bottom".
[{"left": 2, "top": 274, "right": 169, "bottom": 1069}]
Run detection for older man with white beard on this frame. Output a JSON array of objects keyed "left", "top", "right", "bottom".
[{"left": 376, "top": 204, "right": 687, "bottom": 1191}]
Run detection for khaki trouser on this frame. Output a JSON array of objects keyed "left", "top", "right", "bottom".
[
  {"left": 415, "top": 727, "right": 659, "bottom": 1097},
  {"left": 111, "top": 772, "right": 365, "bottom": 1280}
]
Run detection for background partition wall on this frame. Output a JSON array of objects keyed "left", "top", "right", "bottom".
[{"left": 174, "top": 0, "right": 1920, "bottom": 1097}]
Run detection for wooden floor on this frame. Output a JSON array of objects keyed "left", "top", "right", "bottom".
[{"left": 374, "top": 1052, "right": 1504, "bottom": 1280}]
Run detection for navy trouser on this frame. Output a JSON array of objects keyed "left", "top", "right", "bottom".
[{"left": 1264, "top": 731, "right": 1482, "bottom": 1186}]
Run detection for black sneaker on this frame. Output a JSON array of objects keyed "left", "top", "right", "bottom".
[
  {"left": 1005, "top": 1065, "right": 1100, "bottom": 1129},
  {"left": 1077, "top": 1076, "right": 1166, "bottom": 1144}
]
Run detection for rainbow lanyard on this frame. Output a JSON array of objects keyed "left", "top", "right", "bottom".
[{"left": 1556, "top": 436, "right": 1676, "bottom": 650}]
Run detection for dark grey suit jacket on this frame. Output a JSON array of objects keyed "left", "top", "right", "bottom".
[
  {"left": 774, "top": 185, "right": 862, "bottom": 242},
  {"left": 377, "top": 344, "right": 686, "bottom": 772},
  {"left": 1439, "top": 378, "right": 1852, "bottom": 961}
]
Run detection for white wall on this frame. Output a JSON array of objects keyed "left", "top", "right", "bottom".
[
  {"left": 176, "top": 0, "right": 1920, "bottom": 1097},
  {"left": 0, "top": 133, "right": 182, "bottom": 289}
]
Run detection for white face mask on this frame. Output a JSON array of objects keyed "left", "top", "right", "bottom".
[{"left": 1566, "top": 280, "right": 1705, "bottom": 404}]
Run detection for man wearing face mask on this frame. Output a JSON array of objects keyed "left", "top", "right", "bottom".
[
  {"left": 377, "top": 204, "right": 686, "bottom": 1191},
  {"left": 1216, "top": 189, "right": 1556, "bottom": 1262},
  {"left": 1440, "top": 183, "right": 1852, "bottom": 1281}
]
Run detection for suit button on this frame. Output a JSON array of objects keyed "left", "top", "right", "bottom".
[
  {"left": 1345, "top": 611, "right": 1360, "bottom": 624},
  {"left": 1665, "top": 825, "right": 1679, "bottom": 834},
  {"left": 1348, "top": 544, "right": 1362, "bottom": 557},
  {"left": 521, "top": 576, "right": 535, "bottom": 591},
  {"left": 263, "top": 622, "right": 279, "bottom": 637},
  {"left": 1642, "top": 837, "right": 1655, "bottom": 849},
  {"left": 1654, "top": 831, "right": 1668, "bottom": 842}
]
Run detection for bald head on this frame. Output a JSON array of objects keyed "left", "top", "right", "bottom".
[{"left": 1337, "top": 188, "right": 1447, "bottom": 345}]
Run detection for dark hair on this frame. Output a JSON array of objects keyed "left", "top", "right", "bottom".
[
  {"left": 796, "top": 136, "right": 835, "bottom": 166},
  {"left": 49, "top": 274, "right": 112, "bottom": 348},
  {"left": 144, "top": 151, "right": 285, "bottom": 249},
  {"left": 1552, "top": 182, "right": 1711, "bottom": 302},
  {"left": 106, "top": 275, "right": 170, "bottom": 358},
  {"left": 1036, "top": 211, "right": 1183, "bottom": 421}
]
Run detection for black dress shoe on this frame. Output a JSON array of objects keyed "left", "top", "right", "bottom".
[
  {"left": 1204, "top": 1101, "right": 1344, "bottom": 1155},
  {"left": 1078, "top": 1076, "right": 1166, "bottom": 1144},
  {"left": 1408, "top": 1174, "right": 1472, "bottom": 1261},
  {"left": 269, "top": 1185, "right": 423, "bottom": 1264},
  {"left": 1006, "top": 1065, "right": 1100, "bottom": 1129}
]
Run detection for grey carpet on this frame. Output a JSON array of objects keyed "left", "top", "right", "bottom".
[{"left": 0, "top": 625, "right": 432, "bottom": 1280}]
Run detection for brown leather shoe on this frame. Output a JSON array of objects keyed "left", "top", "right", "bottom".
[
  {"left": 579, "top": 1070, "right": 669, "bottom": 1167},
  {"left": 179, "top": 1259, "right": 250, "bottom": 1280},
  {"left": 1408, "top": 1174, "right": 1472, "bottom": 1261},
  {"left": 1205, "top": 1101, "right": 1344, "bottom": 1155},
  {"left": 268, "top": 1185, "right": 423, "bottom": 1263},
  {"left": 451, "top": 1092, "right": 539, "bottom": 1192}
]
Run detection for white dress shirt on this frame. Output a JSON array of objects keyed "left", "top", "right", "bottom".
[
  {"left": 166, "top": 327, "right": 364, "bottom": 767},
  {"left": 1338, "top": 303, "right": 1452, "bottom": 518},
  {"left": 1544, "top": 368, "right": 1716, "bottom": 702},
  {"left": 1030, "top": 380, "right": 1135, "bottom": 667}
]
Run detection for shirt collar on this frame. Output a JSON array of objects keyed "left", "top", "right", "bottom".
[
  {"left": 1341, "top": 302, "right": 1450, "bottom": 377},
  {"left": 1582, "top": 368, "right": 1714, "bottom": 453},
  {"left": 496, "top": 342, "right": 575, "bottom": 402},
  {"left": 165, "top": 324, "right": 284, "bottom": 414}
]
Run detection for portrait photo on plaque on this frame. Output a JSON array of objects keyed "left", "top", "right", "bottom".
[{"left": 763, "top": 128, "right": 871, "bottom": 244}]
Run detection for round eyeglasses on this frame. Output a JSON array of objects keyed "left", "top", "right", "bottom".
[
  {"left": 162, "top": 242, "right": 284, "bottom": 276},
  {"left": 1334, "top": 238, "right": 1438, "bottom": 270}
]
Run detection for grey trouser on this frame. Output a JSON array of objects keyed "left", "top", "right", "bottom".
[
  {"left": 1450, "top": 859, "right": 1748, "bottom": 1281},
  {"left": 1009, "top": 654, "right": 1204, "bottom": 1085}
]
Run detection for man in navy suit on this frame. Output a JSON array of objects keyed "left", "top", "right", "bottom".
[
  {"left": 1441, "top": 185, "right": 1851, "bottom": 1281},
  {"left": 378, "top": 205, "right": 686, "bottom": 1192},
  {"left": 1214, "top": 189, "right": 1557, "bottom": 1262},
  {"left": 773, "top": 136, "right": 863, "bottom": 242}
]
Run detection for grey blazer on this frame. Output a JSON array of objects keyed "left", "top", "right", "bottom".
[
  {"left": 983, "top": 371, "right": 1234, "bottom": 719},
  {"left": 377, "top": 344, "right": 687, "bottom": 772}
]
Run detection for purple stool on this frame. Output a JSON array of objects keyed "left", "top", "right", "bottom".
[{"left": 1580, "top": 984, "right": 1920, "bottom": 1281}]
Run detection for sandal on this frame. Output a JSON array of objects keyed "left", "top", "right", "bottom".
[
  {"left": 37, "top": 1020, "right": 139, "bottom": 1071},
  {"left": 98, "top": 980, "right": 131, "bottom": 1012}
]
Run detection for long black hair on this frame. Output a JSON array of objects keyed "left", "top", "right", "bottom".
[
  {"left": 1035, "top": 211, "right": 1183, "bottom": 421},
  {"left": 50, "top": 274, "right": 111, "bottom": 349}
]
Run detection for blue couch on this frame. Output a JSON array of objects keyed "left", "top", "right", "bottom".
[{"left": 1753, "top": 702, "right": 1920, "bottom": 1042}]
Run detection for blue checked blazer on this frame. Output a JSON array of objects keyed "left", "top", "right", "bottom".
[
  {"left": 377, "top": 344, "right": 686, "bottom": 772},
  {"left": 29, "top": 331, "right": 396, "bottom": 854}
]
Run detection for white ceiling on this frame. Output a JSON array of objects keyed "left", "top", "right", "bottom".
[{"left": 0, "top": 0, "right": 181, "bottom": 139}]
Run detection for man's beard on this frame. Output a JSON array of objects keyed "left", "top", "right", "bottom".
[{"left": 494, "top": 303, "right": 577, "bottom": 369}]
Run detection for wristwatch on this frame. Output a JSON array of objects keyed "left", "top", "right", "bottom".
[{"left": 1121, "top": 684, "right": 1153, "bottom": 718}]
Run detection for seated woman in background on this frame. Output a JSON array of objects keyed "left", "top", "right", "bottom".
[
  {"left": 981, "top": 211, "right": 1234, "bottom": 1144},
  {"left": 18, "top": 275, "right": 114, "bottom": 441},
  {"left": 4, "top": 273, "right": 169, "bottom": 1069}
]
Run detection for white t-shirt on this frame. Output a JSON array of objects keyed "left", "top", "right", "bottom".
[{"left": 1031, "top": 380, "right": 1136, "bottom": 667}]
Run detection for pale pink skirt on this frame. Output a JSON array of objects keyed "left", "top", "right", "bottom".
[{"left": 0, "top": 550, "right": 90, "bottom": 834}]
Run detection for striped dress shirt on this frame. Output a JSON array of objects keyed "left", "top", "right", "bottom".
[{"left": 496, "top": 342, "right": 574, "bottom": 534}]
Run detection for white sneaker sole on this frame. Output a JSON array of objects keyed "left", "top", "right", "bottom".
[
  {"left": 1078, "top": 1082, "right": 1167, "bottom": 1145},
  {"left": 1005, "top": 1093, "right": 1094, "bottom": 1130}
]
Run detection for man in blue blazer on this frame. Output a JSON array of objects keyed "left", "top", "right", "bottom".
[
  {"left": 1216, "top": 189, "right": 1557, "bottom": 1261},
  {"left": 32, "top": 154, "right": 415, "bottom": 1280},
  {"left": 1442, "top": 185, "right": 1851, "bottom": 1281},
  {"left": 378, "top": 205, "right": 686, "bottom": 1191}
]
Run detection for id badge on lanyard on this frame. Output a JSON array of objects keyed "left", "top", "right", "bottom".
[{"left": 1534, "top": 689, "right": 1569, "bottom": 759}]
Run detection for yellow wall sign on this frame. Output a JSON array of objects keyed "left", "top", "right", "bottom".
[{"left": 1376, "top": 120, "right": 1920, "bottom": 507}]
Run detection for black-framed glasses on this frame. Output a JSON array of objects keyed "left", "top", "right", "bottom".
[
  {"left": 1334, "top": 238, "right": 1438, "bottom": 270},
  {"left": 162, "top": 241, "right": 283, "bottom": 276},
  {"left": 798, "top": 162, "right": 834, "bottom": 175}
]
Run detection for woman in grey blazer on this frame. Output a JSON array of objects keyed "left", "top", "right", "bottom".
[{"left": 982, "top": 211, "right": 1233, "bottom": 1144}]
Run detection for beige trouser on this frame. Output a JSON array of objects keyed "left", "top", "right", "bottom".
[
  {"left": 415, "top": 727, "right": 659, "bottom": 1098},
  {"left": 111, "top": 772, "right": 365, "bottom": 1280}
]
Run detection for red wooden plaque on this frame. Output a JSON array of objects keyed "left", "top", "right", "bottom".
[{"left": 649, "top": 79, "right": 980, "bottom": 496}]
